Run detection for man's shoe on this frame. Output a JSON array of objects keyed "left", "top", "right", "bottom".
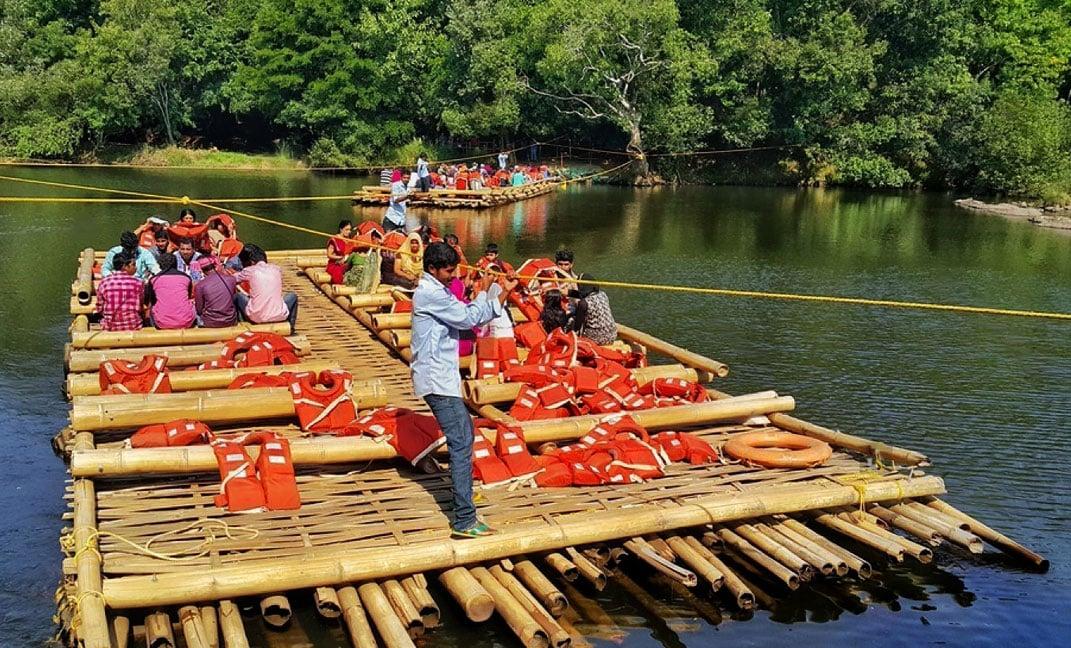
[{"left": 450, "top": 521, "right": 496, "bottom": 539}]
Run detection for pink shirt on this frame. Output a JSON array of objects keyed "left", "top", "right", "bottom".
[
  {"left": 236, "top": 262, "right": 289, "bottom": 323},
  {"left": 147, "top": 270, "right": 195, "bottom": 329}
]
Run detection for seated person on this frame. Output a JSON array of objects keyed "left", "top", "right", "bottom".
[
  {"left": 150, "top": 229, "right": 172, "bottom": 266},
  {"left": 511, "top": 168, "right": 526, "bottom": 187},
  {"left": 539, "top": 289, "right": 582, "bottom": 334},
  {"left": 145, "top": 253, "right": 195, "bottom": 330},
  {"left": 326, "top": 220, "right": 354, "bottom": 285},
  {"left": 174, "top": 237, "right": 204, "bottom": 281},
  {"left": 135, "top": 216, "right": 169, "bottom": 249},
  {"left": 177, "top": 208, "right": 197, "bottom": 225},
  {"left": 235, "top": 244, "right": 299, "bottom": 333},
  {"left": 554, "top": 248, "right": 578, "bottom": 293},
  {"left": 383, "top": 232, "right": 424, "bottom": 289},
  {"left": 94, "top": 251, "right": 145, "bottom": 331},
  {"left": 576, "top": 274, "right": 617, "bottom": 345},
  {"left": 102, "top": 231, "right": 160, "bottom": 280},
  {"left": 207, "top": 218, "right": 230, "bottom": 253},
  {"left": 194, "top": 258, "right": 238, "bottom": 328}
]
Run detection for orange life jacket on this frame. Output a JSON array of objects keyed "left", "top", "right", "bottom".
[
  {"left": 475, "top": 337, "right": 520, "bottom": 379},
  {"left": 513, "top": 320, "right": 547, "bottom": 348},
  {"left": 99, "top": 354, "right": 172, "bottom": 395},
  {"left": 526, "top": 329, "right": 579, "bottom": 370},
  {"left": 138, "top": 228, "right": 158, "bottom": 249},
  {"left": 201, "top": 332, "right": 300, "bottom": 370},
  {"left": 130, "top": 419, "right": 212, "bottom": 448},
  {"left": 493, "top": 424, "right": 541, "bottom": 477},
  {"left": 651, "top": 431, "right": 718, "bottom": 465},
  {"left": 212, "top": 432, "right": 300, "bottom": 513},
  {"left": 643, "top": 377, "right": 708, "bottom": 403},
  {"left": 472, "top": 431, "right": 512, "bottom": 484},
  {"left": 382, "top": 230, "right": 407, "bottom": 251},
  {"left": 168, "top": 223, "right": 210, "bottom": 248},
  {"left": 504, "top": 364, "right": 564, "bottom": 388},
  {"left": 349, "top": 407, "right": 445, "bottom": 462},
  {"left": 289, "top": 370, "right": 359, "bottom": 433}
]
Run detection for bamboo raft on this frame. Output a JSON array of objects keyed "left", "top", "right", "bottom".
[
  {"left": 352, "top": 180, "right": 561, "bottom": 210},
  {"left": 56, "top": 248, "right": 1047, "bottom": 648}
]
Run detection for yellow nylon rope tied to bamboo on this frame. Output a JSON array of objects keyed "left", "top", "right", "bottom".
[{"left": 2, "top": 170, "right": 1069, "bottom": 321}]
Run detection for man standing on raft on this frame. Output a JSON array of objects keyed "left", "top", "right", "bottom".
[{"left": 411, "top": 243, "right": 517, "bottom": 538}]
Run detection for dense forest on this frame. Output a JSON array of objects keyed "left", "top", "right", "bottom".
[{"left": 1, "top": 0, "right": 1070, "bottom": 198}]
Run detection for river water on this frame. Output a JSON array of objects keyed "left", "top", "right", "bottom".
[{"left": 0, "top": 169, "right": 1067, "bottom": 646}]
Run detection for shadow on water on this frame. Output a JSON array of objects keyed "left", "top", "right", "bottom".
[{"left": 0, "top": 170, "right": 1067, "bottom": 646}]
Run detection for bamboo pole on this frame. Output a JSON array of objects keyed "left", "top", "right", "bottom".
[
  {"left": 471, "top": 567, "right": 550, "bottom": 648},
  {"left": 382, "top": 580, "right": 424, "bottom": 637},
  {"left": 337, "top": 586, "right": 377, "bottom": 648},
  {"left": 681, "top": 536, "right": 754, "bottom": 609},
  {"left": 199, "top": 606, "right": 219, "bottom": 648},
  {"left": 922, "top": 498, "right": 1047, "bottom": 568},
  {"left": 314, "top": 587, "right": 342, "bottom": 619},
  {"left": 730, "top": 524, "right": 814, "bottom": 580},
  {"left": 71, "top": 322, "right": 292, "bottom": 349},
  {"left": 101, "top": 475, "right": 946, "bottom": 608},
  {"left": 889, "top": 502, "right": 984, "bottom": 554},
  {"left": 644, "top": 537, "right": 676, "bottom": 562},
  {"left": 260, "top": 595, "right": 292, "bottom": 628},
  {"left": 66, "top": 359, "right": 339, "bottom": 397},
  {"left": 217, "top": 601, "right": 249, "bottom": 648},
  {"left": 358, "top": 583, "right": 415, "bottom": 648},
  {"left": 544, "top": 553, "right": 579, "bottom": 582},
  {"left": 401, "top": 576, "right": 440, "bottom": 628},
  {"left": 389, "top": 329, "right": 411, "bottom": 349},
  {"left": 834, "top": 511, "right": 933, "bottom": 563},
  {"left": 70, "top": 315, "right": 90, "bottom": 335},
  {"left": 779, "top": 518, "right": 871, "bottom": 579},
  {"left": 66, "top": 336, "right": 310, "bottom": 373},
  {"left": 371, "top": 313, "right": 412, "bottom": 330},
  {"left": 74, "top": 248, "right": 95, "bottom": 305},
  {"left": 615, "top": 324, "right": 729, "bottom": 378},
  {"left": 69, "top": 379, "right": 385, "bottom": 431},
  {"left": 110, "top": 616, "right": 130, "bottom": 648},
  {"left": 665, "top": 536, "right": 724, "bottom": 591},
  {"left": 72, "top": 391, "right": 784, "bottom": 476},
  {"left": 295, "top": 256, "right": 329, "bottom": 269},
  {"left": 812, "top": 512, "right": 905, "bottom": 562},
  {"left": 868, "top": 504, "right": 944, "bottom": 547},
  {"left": 753, "top": 522, "right": 832, "bottom": 575},
  {"left": 714, "top": 528, "right": 800, "bottom": 590},
  {"left": 145, "top": 612, "right": 176, "bottom": 648},
  {"left": 71, "top": 430, "right": 110, "bottom": 648},
  {"left": 762, "top": 521, "right": 845, "bottom": 576},
  {"left": 513, "top": 560, "right": 569, "bottom": 617},
  {"left": 350, "top": 294, "right": 395, "bottom": 309},
  {"left": 766, "top": 412, "right": 928, "bottom": 466},
  {"left": 490, "top": 566, "right": 571, "bottom": 648},
  {"left": 72, "top": 433, "right": 399, "bottom": 477},
  {"left": 439, "top": 567, "right": 494, "bottom": 622},
  {"left": 565, "top": 548, "right": 606, "bottom": 590},
  {"left": 621, "top": 539, "right": 697, "bottom": 586},
  {"left": 72, "top": 295, "right": 96, "bottom": 315},
  {"left": 466, "top": 364, "right": 700, "bottom": 405},
  {"left": 179, "top": 606, "right": 209, "bottom": 648}
]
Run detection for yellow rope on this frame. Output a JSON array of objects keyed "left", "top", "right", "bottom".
[
  {"left": 67, "top": 519, "right": 260, "bottom": 564},
  {"left": 3, "top": 169, "right": 1069, "bottom": 321}
]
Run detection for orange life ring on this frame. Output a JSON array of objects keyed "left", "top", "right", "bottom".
[{"left": 723, "top": 431, "right": 832, "bottom": 469}]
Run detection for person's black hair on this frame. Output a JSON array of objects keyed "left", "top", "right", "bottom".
[
  {"left": 113, "top": 250, "right": 135, "bottom": 271},
  {"left": 577, "top": 273, "right": 598, "bottom": 299},
  {"left": 555, "top": 249, "right": 574, "bottom": 264},
  {"left": 484, "top": 243, "right": 499, "bottom": 254},
  {"left": 120, "top": 231, "right": 138, "bottom": 251},
  {"left": 418, "top": 152, "right": 427, "bottom": 160},
  {"left": 177, "top": 237, "right": 194, "bottom": 248},
  {"left": 338, "top": 220, "right": 352, "bottom": 232},
  {"left": 540, "top": 290, "right": 569, "bottom": 332},
  {"left": 241, "top": 243, "right": 267, "bottom": 267},
  {"left": 154, "top": 229, "right": 170, "bottom": 241},
  {"left": 424, "top": 242, "right": 460, "bottom": 272},
  {"left": 178, "top": 208, "right": 197, "bottom": 221},
  {"left": 445, "top": 233, "right": 459, "bottom": 246},
  {"left": 158, "top": 253, "right": 177, "bottom": 272}
]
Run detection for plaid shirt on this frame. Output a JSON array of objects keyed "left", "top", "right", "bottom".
[{"left": 96, "top": 272, "right": 144, "bottom": 331}]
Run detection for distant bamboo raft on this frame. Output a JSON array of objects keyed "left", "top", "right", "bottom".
[{"left": 352, "top": 179, "right": 561, "bottom": 210}]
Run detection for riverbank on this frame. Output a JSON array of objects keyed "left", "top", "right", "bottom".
[
  {"left": 954, "top": 198, "right": 1071, "bottom": 234},
  {"left": 0, "top": 146, "right": 309, "bottom": 171}
]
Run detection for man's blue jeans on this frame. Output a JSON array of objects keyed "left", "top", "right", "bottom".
[{"left": 423, "top": 394, "right": 477, "bottom": 531}]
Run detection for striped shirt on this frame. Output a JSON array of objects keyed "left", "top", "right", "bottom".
[
  {"left": 95, "top": 273, "right": 144, "bottom": 331},
  {"left": 380, "top": 168, "right": 392, "bottom": 186}
]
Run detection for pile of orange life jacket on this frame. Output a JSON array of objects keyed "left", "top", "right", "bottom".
[
  {"left": 196, "top": 332, "right": 301, "bottom": 370},
  {"left": 99, "top": 354, "right": 172, "bottom": 395}
]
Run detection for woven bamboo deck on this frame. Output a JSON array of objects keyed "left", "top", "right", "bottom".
[{"left": 55, "top": 250, "right": 1045, "bottom": 648}]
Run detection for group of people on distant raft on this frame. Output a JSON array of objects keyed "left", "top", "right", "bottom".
[
  {"left": 323, "top": 187, "right": 617, "bottom": 536},
  {"left": 378, "top": 151, "right": 560, "bottom": 193},
  {"left": 94, "top": 209, "right": 299, "bottom": 334}
]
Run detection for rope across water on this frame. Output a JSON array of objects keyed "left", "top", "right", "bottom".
[{"left": 2, "top": 171, "right": 1068, "bottom": 321}]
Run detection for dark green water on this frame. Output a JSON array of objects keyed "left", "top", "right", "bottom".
[{"left": 0, "top": 169, "right": 1067, "bottom": 646}]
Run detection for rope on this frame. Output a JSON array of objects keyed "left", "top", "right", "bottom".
[
  {"left": 64, "top": 519, "right": 260, "bottom": 564},
  {"left": 2, "top": 169, "right": 1069, "bottom": 321}
]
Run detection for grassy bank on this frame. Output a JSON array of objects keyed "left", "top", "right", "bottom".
[{"left": 116, "top": 146, "right": 307, "bottom": 170}]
